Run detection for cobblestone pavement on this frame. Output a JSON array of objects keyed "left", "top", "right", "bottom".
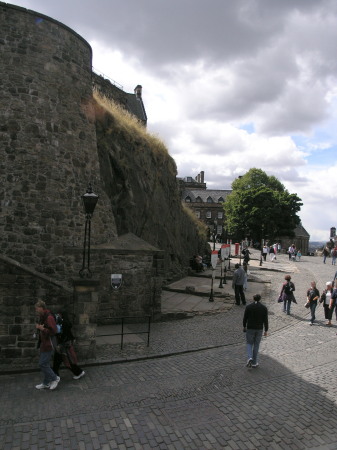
[{"left": 1, "top": 252, "right": 337, "bottom": 449}]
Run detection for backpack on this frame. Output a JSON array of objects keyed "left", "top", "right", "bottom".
[
  {"left": 53, "top": 313, "right": 63, "bottom": 335},
  {"left": 46, "top": 312, "right": 63, "bottom": 337},
  {"left": 284, "top": 282, "right": 292, "bottom": 295}
]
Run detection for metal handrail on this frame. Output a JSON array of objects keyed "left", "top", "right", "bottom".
[
  {"left": 98, "top": 315, "right": 151, "bottom": 349},
  {"left": 92, "top": 67, "right": 124, "bottom": 90}
]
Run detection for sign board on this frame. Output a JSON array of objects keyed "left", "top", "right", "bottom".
[
  {"left": 111, "top": 274, "right": 123, "bottom": 290},
  {"left": 221, "top": 244, "right": 230, "bottom": 260},
  {"left": 211, "top": 250, "right": 219, "bottom": 269}
]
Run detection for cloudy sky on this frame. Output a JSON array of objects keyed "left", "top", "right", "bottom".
[{"left": 9, "top": 0, "right": 337, "bottom": 241}]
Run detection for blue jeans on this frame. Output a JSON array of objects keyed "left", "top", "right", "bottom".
[
  {"left": 246, "top": 329, "right": 263, "bottom": 365},
  {"left": 283, "top": 298, "right": 291, "bottom": 314},
  {"left": 309, "top": 302, "right": 317, "bottom": 323},
  {"left": 39, "top": 351, "right": 57, "bottom": 385}
]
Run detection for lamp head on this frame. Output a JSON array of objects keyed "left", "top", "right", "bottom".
[{"left": 82, "top": 183, "right": 99, "bottom": 217}]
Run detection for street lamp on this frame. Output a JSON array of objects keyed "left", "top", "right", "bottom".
[
  {"left": 79, "top": 183, "right": 99, "bottom": 278},
  {"left": 213, "top": 219, "right": 218, "bottom": 250},
  {"left": 260, "top": 224, "right": 264, "bottom": 266}
]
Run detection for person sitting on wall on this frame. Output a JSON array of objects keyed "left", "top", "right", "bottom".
[
  {"left": 190, "top": 255, "right": 203, "bottom": 272},
  {"left": 195, "top": 255, "right": 205, "bottom": 271}
]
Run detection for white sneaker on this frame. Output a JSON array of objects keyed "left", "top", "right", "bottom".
[
  {"left": 49, "top": 376, "right": 60, "bottom": 391},
  {"left": 35, "top": 383, "right": 50, "bottom": 390},
  {"left": 73, "top": 371, "right": 85, "bottom": 380},
  {"left": 246, "top": 359, "right": 253, "bottom": 368},
  {"left": 252, "top": 364, "right": 259, "bottom": 368}
]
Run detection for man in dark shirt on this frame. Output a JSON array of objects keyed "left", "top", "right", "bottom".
[{"left": 242, "top": 294, "right": 268, "bottom": 368}]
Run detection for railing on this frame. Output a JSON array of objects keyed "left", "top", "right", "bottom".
[
  {"left": 98, "top": 315, "right": 151, "bottom": 350},
  {"left": 92, "top": 66, "right": 124, "bottom": 90}
]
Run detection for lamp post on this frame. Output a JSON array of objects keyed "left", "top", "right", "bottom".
[
  {"left": 228, "top": 235, "right": 231, "bottom": 270},
  {"left": 223, "top": 266, "right": 227, "bottom": 284},
  {"left": 260, "top": 224, "right": 264, "bottom": 266},
  {"left": 79, "top": 184, "right": 99, "bottom": 278},
  {"left": 213, "top": 219, "right": 218, "bottom": 250},
  {"left": 218, "top": 261, "right": 223, "bottom": 288}
]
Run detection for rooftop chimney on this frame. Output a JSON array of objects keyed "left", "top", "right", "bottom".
[{"left": 200, "top": 171, "right": 204, "bottom": 183}]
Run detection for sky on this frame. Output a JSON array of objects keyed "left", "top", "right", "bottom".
[{"left": 8, "top": 0, "right": 337, "bottom": 242}]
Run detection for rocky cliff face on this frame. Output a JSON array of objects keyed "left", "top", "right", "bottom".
[{"left": 93, "top": 94, "right": 208, "bottom": 279}]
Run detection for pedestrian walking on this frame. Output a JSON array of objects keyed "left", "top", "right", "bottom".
[
  {"left": 243, "top": 262, "right": 248, "bottom": 290},
  {"left": 322, "top": 247, "right": 330, "bottom": 264},
  {"left": 288, "top": 244, "right": 295, "bottom": 260},
  {"left": 279, "top": 275, "right": 296, "bottom": 315},
  {"left": 243, "top": 248, "right": 251, "bottom": 265},
  {"left": 262, "top": 245, "right": 268, "bottom": 261},
  {"left": 269, "top": 245, "right": 276, "bottom": 261},
  {"left": 232, "top": 263, "right": 246, "bottom": 305},
  {"left": 320, "top": 282, "right": 337, "bottom": 326},
  {"left": 243, "top": 294, "right": 268, "bottom": 368},
  {"left": 331, "top": 247, "right": 337, "bottom": 266},
  {"left": 34, "top": 300, "right": 60, "bottom": 390},
  {"left": 306, "top": 281, "right": 320, "bottom": 325},
  {"left": 52, "top": 311, "right": 85, "bottom": 380}
]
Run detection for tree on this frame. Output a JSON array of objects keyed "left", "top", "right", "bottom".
[{"left": 224, "top": 168, "right": 303, "bottom": 242}]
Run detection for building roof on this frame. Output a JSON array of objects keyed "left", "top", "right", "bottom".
[
  {"left": 126, "top": 93, "right": 147, "bottom": 124},
  {"left": 182, "top": 189, "right": 232, "bottom": 203},
  {"left": 294, "top": 223, "right": 310, "bottom": 238}
]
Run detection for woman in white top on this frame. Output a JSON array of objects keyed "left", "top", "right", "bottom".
[{"left": 320, "top": 282, "right": 334, "bottom": 326}]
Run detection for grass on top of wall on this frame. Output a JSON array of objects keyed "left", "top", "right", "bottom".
[
  {"left": 93, "top": 89, "right": 176, "bottom": 175},
  {"left": 182, "top": 203, "right": 208, "bottom": 241}
]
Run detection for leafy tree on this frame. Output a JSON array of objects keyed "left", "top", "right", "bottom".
[{"left": 224, "top": 168, "right": 303, "bottom": 242}]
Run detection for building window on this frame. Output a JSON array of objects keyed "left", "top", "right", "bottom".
[
  {"left": 218, "top": 197, "right": 224, "bottom": 203},
  {"left": 206, "top": 211, "right": 211, "bottom": 219},
  {"left": 207, "top": 196, "right": 213, "bottom": 203},
  {"left": 195, "top": 211, "right": 200, "bottom": 218},
  {"left": 217, "top": 212, "right": 223, "bottom": 219},
  {"left": 185, "top": 196, "right": 191, "bottom": 202},
  {"left": 195, "top": 196, "right": 202, "bottom": 202}
]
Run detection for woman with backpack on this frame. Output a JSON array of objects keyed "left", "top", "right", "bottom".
[
  {"left": 52, "top": 311, "right": 85, "bottom": 380},
  {"left": 279, "top": 275, "right": 296, "bottom": 315}
]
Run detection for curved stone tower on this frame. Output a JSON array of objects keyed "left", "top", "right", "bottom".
[{"left": 0, "top": 3, "right": 116, "bottom": 274}]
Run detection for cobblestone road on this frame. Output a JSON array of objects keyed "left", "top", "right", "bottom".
[{"left": 1, "top": 253, "right": 337, "bottom": 449}]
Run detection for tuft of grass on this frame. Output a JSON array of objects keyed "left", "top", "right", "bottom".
[
  {"left": 93, "top": 89, "right": 176, "bottom": 173},
  {"left": 182, "top": 203, "right": 208, "bottom": 240}
]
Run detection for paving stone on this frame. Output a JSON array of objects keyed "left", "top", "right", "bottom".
[{"left": 2, "top": 252, "right": 337, "bottom": 448}]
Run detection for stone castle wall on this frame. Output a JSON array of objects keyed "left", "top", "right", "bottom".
[
  {"left": 0, "top": 3, "right": 207, "bottom": 368},
  {"left": 0, "top": 2, "right": 117, "bottom": 278}
]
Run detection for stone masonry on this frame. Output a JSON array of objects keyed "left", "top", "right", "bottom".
[{"left": 0, "top": 3, "right": 166, "bottom": 367}]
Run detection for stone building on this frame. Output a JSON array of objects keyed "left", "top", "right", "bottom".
[
  {"left": 278, "top": 223, "right": 310, "bottom": 255},
  {"left": 92, "top": 74, "right": 147, "bottom": 126},
  {"left": 179, "top": 172, "right": 311, "bottom": 253},
  {"left": 179, "top": 171, "right": 231, "bottom": 241}
]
